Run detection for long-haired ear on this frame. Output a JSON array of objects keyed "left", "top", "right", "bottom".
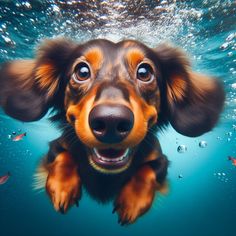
[
  {"left": 0, "top": 38, "right": 76, "bottom": 122},
  {"left": 154, "top": 44, "right": 225, "bottom": 137}
]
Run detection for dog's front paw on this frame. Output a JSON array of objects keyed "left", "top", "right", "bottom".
[
  {"left": 46, "top": 168, "right": 81, "bottom": 214},
  {"left": 113, "top": 176, "right": 156, "bottom": 225}
]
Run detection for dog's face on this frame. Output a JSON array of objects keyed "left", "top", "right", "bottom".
[
  {"left": 0, "top": 38, "right": 225, "bottom": 174},
  {"left": 64, "top": 40, "right": 161, "bottom": 173}
]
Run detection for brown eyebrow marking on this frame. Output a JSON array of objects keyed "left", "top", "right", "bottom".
[
  {"left": 84, "top": 47, "right": 103, "bottom": 72},
  {"left": 126, "top": 49, "right": 145, "bottom": 71},
  {"left": 122, "top": 41, "right": 137, "bottom": 48}
]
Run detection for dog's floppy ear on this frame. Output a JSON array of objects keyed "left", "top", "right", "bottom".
[
  {"left": 154, "top": 44, "right": 225, "bottom": 137},
  {"left": 0, "top": 38, "right": 76, "bottom": 121}
]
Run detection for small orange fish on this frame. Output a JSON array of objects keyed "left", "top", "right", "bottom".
[
  {"left": 228, "top": 156, "right": 236, "bottom": 166},
  {"left": 12, "top": 132, "right": 26, "bottom": 142},
  {"left": 0, "top": 172, "right": 10, "bottom": 185}
]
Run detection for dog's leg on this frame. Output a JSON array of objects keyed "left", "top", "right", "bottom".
[
  {"left": 43, "top": 139, "right": 81, "bottom": 213},
  {"left": 113, "top": 154, "right": 168, "bottom": 225}
]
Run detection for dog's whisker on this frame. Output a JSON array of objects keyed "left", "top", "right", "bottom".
[
  {"left": 147, "top": 127, "right": 158, "bottom": 136},
  {"left": 62, "top": 130, "right": 76, "bottom": 141},
  {"left": 67, "top": 136, "right": 80, "bottom": 148},
  {"left": 142, "top": 138, "right": 154, "bottom": 150}
]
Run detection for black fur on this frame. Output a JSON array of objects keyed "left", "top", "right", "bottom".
[
  {"left": 0, "top": 38, "right": 76, "bottom": 122},
  {"left": 153, "top": 44, "right": 225, "bottom": 136},
  {"left": 0, "top": 38, "right": 225, "bottom": 208}
]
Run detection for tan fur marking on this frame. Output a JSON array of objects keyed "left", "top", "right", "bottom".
[
  {"left": 46, "top": 152, "right": 81, "bottom": 212},
  {"left": 142, "top": 149, "right": 168, "bottom": 193},
  {"left": 143, "top": 149, "right": 159, "bottom": 163},
  {"left": 33, "top": 161, "right": 48, "bottom": 191},
  {"left": 121, "top": 84, "right": 157, "bottom": 147},
  {"left": 67, "top": 81, "right": 158, "bottom": 149},
  {"left": 8, "top": 60, "right": 35, "bottom": 88},
  {"left": 114, "top": 165, "right": 157, "bottom": 223},
  {"left": 189, "top": 72, "right": 217, "bottom": 100},
  {"left": 84, "top": 48, "right": 103, "bottom": 72},
  {"left": 167, "top": 75, "right": 187, "bottom": 102},
  {"left": 66, "top": 85, "right": 102, "bottom": 148},
  {"left": 167, "top": 72, "right": 216, "bottom": 104},
  {"left": 126, "top": 49, "right": 145, "bottom": 70},
  {"left": 123, "top": 41, "right": 137, "bottom": 48},
  {"left": 35, "top": 63, "right": 58, "bottom": 98}
]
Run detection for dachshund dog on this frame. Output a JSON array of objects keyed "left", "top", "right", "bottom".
[{"left": 0, "top": 38, "right": 225, "bottom": 224}]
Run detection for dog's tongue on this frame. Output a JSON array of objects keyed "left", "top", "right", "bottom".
[{"left": 97, "top": 148, "right": 126, "bottom": 158}]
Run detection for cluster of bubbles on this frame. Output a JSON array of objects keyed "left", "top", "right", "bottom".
[
  {"left": 177, "top": 140, "right": 208, "bottom": 153},
  {"left": 177, "top": 144, "right": 187, "bottom": 153},
  {"left": 7, "top": 129, "right": 22, "bottom": 140},
  {"left": 220, "top": 32, "right": 236, "bottom": 59},
  {"left": 221, "top": 30, "right": 236, "bottom": 123},
  {"left": 199, "top": 140, "right": 207, "bottom": 148},
  {"left": 220, "top": 31, "right": 236, "bottom": 109},
  {"left": 0, "top": 0, "right": 206, "bottom": 62},
  {"left": 0, "top": 23, "right": 16, "bottom": 48},
  {"left": 215, "top": 129, "right": 236, "bottom": 143},
  {"left": 213, "top": 172, "right": 229, "bottom": 183}
]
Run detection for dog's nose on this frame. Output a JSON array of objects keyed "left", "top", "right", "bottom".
[{"left": 89, "top": 104, "right": 134, "bottom": 143}]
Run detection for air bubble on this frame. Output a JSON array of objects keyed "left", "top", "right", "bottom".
[
  {"left": 231, "top": 83, "right": 236, "bottom": 89},
  {"left": 52, "top": 4, "right": 60, "bottom": 12},
  {"left": 66, "top": 20, "right": 72, "bottom": 25},
  {"left": 177, "top": 145, "right": 187, "bottom": 153},
  {"left": 228, "top": 52, "right": 233, "bottom": 57},
  {"left": 226, "top": 33, "right": 235, "bottom": 41},
  {"left": 220, "top": 42, "right": 229, "bottom": 50},
  {"left": 199, "top": 140, "right": 207, "bottom": 148},
  {"left": 21, "top": 1, "right": 32, "bottom": 10},
  {"left": 1, "top": 35, "right": 16, "bottom": 47},
  {"left": 160, "top": 0, "right": 168, "bottom": 5},
  {"left": 0, "top": 23, "right": 7, "bottom": 32}
]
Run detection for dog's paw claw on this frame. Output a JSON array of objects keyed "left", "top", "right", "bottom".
[
  {"left": 46, "top": 174, "right": 81, "bottom": 213},
  {"left": 112, "top": 204, "right": 120, "bottom": 214},
  {"left": 75, "top": 199, "right": 79, "bottom": 207},
  {"left": 113, "top": 179, "right": 155, "bottom": 225},
  {"left": 59, "top": 205, "right": 65, "bottom": 214}
]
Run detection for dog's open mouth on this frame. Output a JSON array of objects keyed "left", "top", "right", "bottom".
[{"left": 89, "top": 148, "right": 132, "bottom": 174}]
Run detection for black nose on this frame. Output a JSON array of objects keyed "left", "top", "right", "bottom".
[{"left": 89, "top": 104, "right": 134, "bottom": 144}]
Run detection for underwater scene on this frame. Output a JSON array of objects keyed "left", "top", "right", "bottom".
[{"left": 0, "top": 0, "right": 235, "bottom": 235}]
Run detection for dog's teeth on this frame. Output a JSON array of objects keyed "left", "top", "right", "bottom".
[
  {"left": 124, "top": 149, "right": 129, "bottom": 156},
  {"left": 93, "top": 148, "right": 129, "bottom": 163}
]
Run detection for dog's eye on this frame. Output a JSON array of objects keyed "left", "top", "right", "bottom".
[
  {"left": 137, "top": 63, "right": 154, "bottom": 83},
  {"left": 73, "top": 62, "right": 91, "bottom": 83}
]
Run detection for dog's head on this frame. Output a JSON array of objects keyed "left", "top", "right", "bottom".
[{"left": 0, "top": 38, "right": 225, "bottom": 173}]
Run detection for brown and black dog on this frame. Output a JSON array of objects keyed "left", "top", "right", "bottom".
[{"left": 0, "top": 38, "right": 224, "bottom": 224}]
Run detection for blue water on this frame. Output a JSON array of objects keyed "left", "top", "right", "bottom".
[{"left": 0, "top": 1, "right": 235, "bottom": 236}]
